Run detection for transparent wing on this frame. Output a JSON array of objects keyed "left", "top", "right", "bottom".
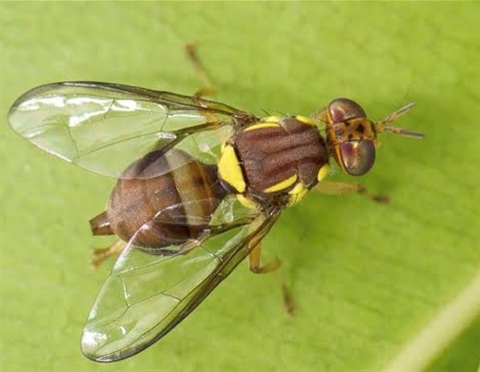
[
  {"left": 8, "top": 82, "right": 251, "bottom": 178},
  {"left": 82, "top": 200, "right": 282, "bottom": 362}
]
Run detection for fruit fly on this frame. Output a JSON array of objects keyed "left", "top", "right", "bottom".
[{"left": 8, "top": 73, "right": 424, "bottom": 362}]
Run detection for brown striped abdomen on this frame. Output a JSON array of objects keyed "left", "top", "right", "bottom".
[
  {"left": 235, "top": 117, "right": 328, "bottom": 200},
  {"left": 106, "top": 149, "right": 226, "bottom": 249}
]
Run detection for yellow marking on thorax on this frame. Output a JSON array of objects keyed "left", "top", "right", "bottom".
[
  {"left": 236, "top": 194, "right": 257, "bottom": 209},
  {"left": 243, "top": 122, "right": 280, "bottom": 132},
  {"left": 288, "top": 182, "right": 309, "bottom": 206},
  {"left": 242, "top": 116, "right": 282, "bottom": 132},
  {"left": 218, "top": 144, "right": 246, "bottom": 193},
  {"left": 263, "top": 116, "right": 282, "bottom": 123},
  {"left": 263, "top": 174, "right": 298, "bottom": 193},
  {"left": 317, "top": 164, "right": 330, "bottom": 182},
  {"left": 295, "top": 115, "right": 315, "bottom": 125}
]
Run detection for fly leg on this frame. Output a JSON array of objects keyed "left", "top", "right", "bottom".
[
  {"left": 249, "top": 243, "right": 295, "bottom": 316},
  {"left": 89, "top": 211, "right": 126, "bottom": 268},
  {"left": 315, "top": 181, "right": 389, "bottom": 204},
  {"left": 184, "top": 43, "right": 230, "bottom": 150},
  {"left": 185, "top": 44, "right": 215, "bottom": 98},
  {"left": 91, "top": 239, "right": 126, "bottom": 269},
  {"left": 249, "top": 242, "right": 281, "bottom": 274}
]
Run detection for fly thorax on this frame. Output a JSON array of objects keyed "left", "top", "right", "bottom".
[{"left": 218, "top": 116, "right": 329, "bottom": 206}]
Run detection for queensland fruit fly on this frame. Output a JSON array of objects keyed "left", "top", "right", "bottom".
[{"left": 8, "top": 81, "right": 424, "bottom": 362}]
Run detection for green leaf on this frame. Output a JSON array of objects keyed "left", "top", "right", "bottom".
[{"left": 1, "top": 2, "right": 479, "bottom": 371}]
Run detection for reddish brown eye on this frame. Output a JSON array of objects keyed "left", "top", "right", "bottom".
[
  {"left": 328, "top": 98, "right": 367, "bottom": 123},
  {"left": 339, "top": 140, "right": 376, "bottom": 176}
]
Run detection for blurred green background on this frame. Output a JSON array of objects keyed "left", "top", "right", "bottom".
[{"left": 1, "top": 2, "right": 479, "bottom": 371}]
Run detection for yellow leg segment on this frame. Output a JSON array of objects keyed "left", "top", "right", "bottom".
[
  {"left": 249, "top": 243, "right": 281, "bottom": 274},
  {"left": 315, "top": 181, "right": 389, "bottom": 204},
  {"left": 249, "top": 243, "right": 295, "bottom": 315},
  {"left": 91, "top": 239, "right": 126, "bottom": 269}
]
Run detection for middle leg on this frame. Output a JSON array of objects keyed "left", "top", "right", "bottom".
[{"left": 249, "top": 243, "right": 295, "bottom": 315}]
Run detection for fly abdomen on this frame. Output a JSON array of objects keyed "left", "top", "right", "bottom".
[{"left": 92, "top": 149, "right": 227, "bottom": 249}]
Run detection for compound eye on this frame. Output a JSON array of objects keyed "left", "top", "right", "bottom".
[
  {"left": 328, "top": 98, "right": 367, "bottom": 123},
  {"left": 339, "top": 140, "right": 376, "bottom": 176}
]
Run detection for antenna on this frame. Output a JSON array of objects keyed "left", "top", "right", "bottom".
[{"left": 376, "top": 102, "right": 425, "bottom": 139}]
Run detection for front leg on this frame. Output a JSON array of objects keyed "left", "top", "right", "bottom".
[{"left": 315, "top": 181, "right": 389, "bottom": 204}]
